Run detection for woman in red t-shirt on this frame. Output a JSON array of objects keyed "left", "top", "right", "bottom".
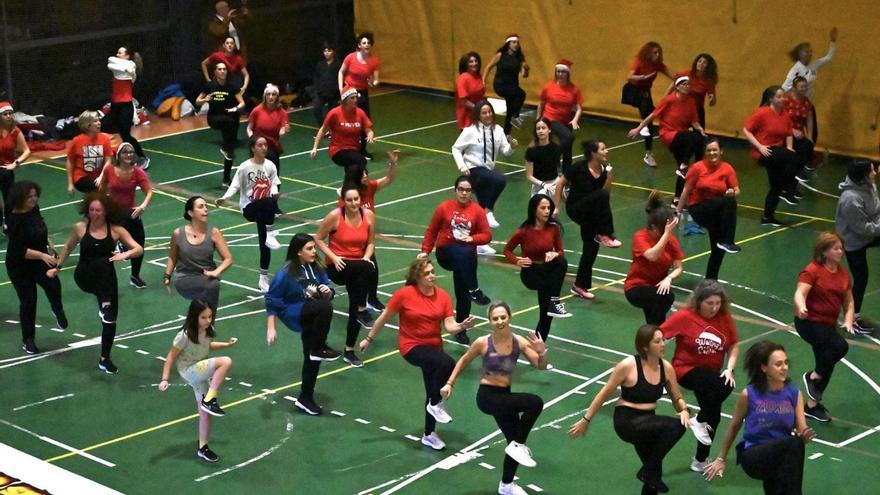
[
  {"left": 455, "top": 52, "right": 486, "bottom": 130},
  {"left": 315, "top": 184, "right": 377, "bottom": 368},
  {"left": 793, "top": 232, "right": 854, "bottom": 423},
  {"left": 743, "top": 85, "right": 802, "bottom": 226},
  {"left": 338, "top": 32, "right": 381, "bottom": 159},
  {"left": 247, "top": 84, "right": 288, "bottom": 175},
  {"left": 0, "top": 100, "right": 30, "bottom": 231},
  {"left": 504, "top": 194, "right": 570, "bottom": 340},
  {"left": 667, "top": 54, "right": 718, "bottom": 128},
  {"left": 201, "top": 37, "right": 250, "bottom": 94},
  {"left": 310, "top": 86, "right": 374, "bottom": 173},
  {"left": 622, "top": 42, "right": 674, "bottom": 167},
  {"left": 625, "top": 192, "right": 683, "bottom": 325},
  {"left": 661, "top": 279, "right": 739, "bottom": 472},
  {"left": 360, "top": 258, "right": 475, "bottom": 450},
  {"left": 66, "top": 110, "right": 113, "bottom": 195},
  {"left": 676, "top": 138, "right": 741, "bottom": 280},
  {"left": 537, "top": 59, "right": 582, "bottom": 169},
  {"left": 783, "top": 76, "right": 818, "bottom": 180},
  {"left": 98, "top": 142, "right": 153, "bottom": 288}
]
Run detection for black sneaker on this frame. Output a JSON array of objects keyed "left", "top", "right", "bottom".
[
  {"left": 675, "top": 166, "right": 688, "bottom": 179},
  {"left": 367, "top": 296, "right": 386, "bottom": 312},
  {"left": 343, "top": 350, "right": 364, "bottom": 367},
  {"left": 98, "top": 308, "right": 114, "bottom": 324},
  {"left": 779, "top": 192, "right": 800, "bottom": 205},
  {"left": 220, "top": 147, "right": 232, "bottom": 161},
  {"left": 853, "top": 317, "right": 875, "bottom": 335},
  {"left": 802, "top": 371, "right": 822, "bottom": 402},
  {"left": 98, "top": 358, "right": 119, "bottom": 375},
  {"left": 761, "top": 216, "right": 783, "bottom": 227},
  {"left": 129, "top": 276, "right": 147, "bottom": 289},
  {"left": 222, "top": 179, "right": 231, "bottom": 188},
  {"left": 804, "top": 403, "right": 831, "bottom": 423},
  {"left": 200, "top": 397, "right": 225, "bottom": 417},
  {"left": 547, "top": 300, "right": 573, "bottom": 318},
  {"left": 356, "top": 309, "right": 375, "bottom": 329},
  {"left": 469, "top": 289, "right": 490, "bottom": 305},
  {"left": 197, "top": 445, "right": 219, "bottom": 463},
  {"left": 295, "top": 396, "right": 322, "bottom": 416},
  {"left": 716, "top": 242, "right": 742, "bottom": 254},
  {"left": 795, "top": 174, "right": 808, "bottom": 184},
  {"left": 793, "top": 189, "right": 805, "bottom": 200},
  {"left": 21, "top": 340, "right": 39, "bottom": 355},
  {"left": 636, "top": 467, "right": 669, "bottom": 494},
  {"left": 453, "top": 331, "right": 471, "bottom": 345},
  {"left": 53, "top": 309, "right": 69, "bottom": 329},
  {"left": 309, "top": 346, "right": 342, "bottom": 362}
]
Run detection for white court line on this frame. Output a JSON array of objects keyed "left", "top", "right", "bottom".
[
  {"left": 281, "top": 119, "right": 455, "bottom": 159},
  {"left": 0, "top": 419, "right": 115, "bottom": 467},
  {"left": 12, "top": 393, "right": 75, "bottom": 412},
  {"left": 0, "top": 443, "right": 123, "bottom": 494},
  {"left": 800, "top": 182, "right": 840, "bottom": 199}
]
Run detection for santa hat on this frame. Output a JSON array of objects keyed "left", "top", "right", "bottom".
[
  {"left": 0, "top": 101, "right": 12, "bottom": 113},
  {"left": 505, "top": 34, "right": 519, "bottom": 43},
  {"left": 555, "top": 59, "right": 573, "bottom": 72},
  {"left": 341, "top": 86, "right": 359, "bottom": 100},
  {"left": 263, "top": 83, "right": 280, "bottom": 95},
  {"left": 114, "top": 142, "right": 135, "bottom": 162},
  {"left": 674, "top": 76, "right": 690, "bottom": 86}
]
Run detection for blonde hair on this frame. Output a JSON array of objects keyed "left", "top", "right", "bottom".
[
  {"left": 77, "top": 110, "right": 101, "bottom": 133},
  {"left": 813, "top": 231, "right": 844, "bottom": 264}
]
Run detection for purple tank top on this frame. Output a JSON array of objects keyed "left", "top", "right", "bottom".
[
  {"left": 743, "top": 383, "right": 798, "bottom": 449},
  {"left": 482, "top": 335, "right": 519, "bottom": 377}
]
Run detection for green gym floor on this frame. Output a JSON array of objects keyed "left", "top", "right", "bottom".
[{"left": 1, "top": 87, "right": 878, "bottom": 494}]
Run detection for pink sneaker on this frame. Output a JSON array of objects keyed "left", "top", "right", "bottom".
[
  {"left": 570, "top": 285, "right": 595, "bottom": 300},
  {"left": 595, "top": 235, "right": 622, "bottom": 248}
]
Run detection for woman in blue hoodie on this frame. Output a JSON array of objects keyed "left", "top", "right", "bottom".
[
  {"left": 266, "top": 233, "right": 342, "bottom": 416},
  {"left": 835, "top": 160, "right": 880, "bottom": 334}
]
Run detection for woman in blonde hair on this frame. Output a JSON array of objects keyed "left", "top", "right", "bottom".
[{"left": 66, "top": 110, "right": 112, "bottom": 195}]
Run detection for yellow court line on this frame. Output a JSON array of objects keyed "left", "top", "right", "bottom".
[{"left": 682, "top": 218, "right": 817, "bottom": 263}]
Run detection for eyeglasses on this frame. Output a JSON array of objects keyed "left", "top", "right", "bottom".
[{"left": 456, "top": 187, "right": 472, "bottom": 193}]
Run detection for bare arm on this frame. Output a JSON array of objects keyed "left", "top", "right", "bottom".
[
  {"left": 375, "top": 150, "right": 398, "bottom": 189},
  {"left": 240, "top": 67, "right": 250, "bottom": 94},
  {"left": 164, "top": 229, "right": 179, "bottom": 292},
  {"left": 363, "top": 210, "right": 376, "bottom": 260},
  {"left": 482, "top": 53, "right": 501, "bottom": 82},
  {"left": 310, "top": 123, "right": 329, "bottom": 157},
  {"left": 440, "top": 338, "right": 486, "bottom": 399},
  {"left": 360, "top": 306, "right": 398, "bottom": 352},
  {"left": 568, "top": 359, "right": 631, "bottom": 437},
  {"left": 842, "top": 289, "right": 855, "bottom": 333},
  {"left": 201, "top": 57, "right": 212, "bottom": 82},
  {"left": 110, "top": 225, "right": 144, "bottom": 261},
  {"left": 206, "top": 228, "right": 233, "bottom": 278},
  {"left": 517, "top": 333, "right": 548, "bottom": 369},
  {"left": 157, "top": 345, "right": 183, "bottom": 390},
  {"left": 793, "top": 282, "right": 812, "bottom": 319},
  {"left": 443, "top": 315, "right": 475, "bottom": 334},
  {"left": 337, "top": 62, "right": 347, "bottom": 93},
  {"left": 314, "top": 210, "right": 342, "bottom": 269},
  {"left": 704, "top": 389, "right": 748, "bottom": 480}
]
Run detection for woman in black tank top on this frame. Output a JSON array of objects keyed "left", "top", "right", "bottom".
[
  {"left": 483, "top": 34, "right": 529, "bottom": 135},
  {"left": 52, "top": 193, "right": 143, "bottom": 375},
  {"left": 569, "top": 325, "right": 690, "bottom": 494}
]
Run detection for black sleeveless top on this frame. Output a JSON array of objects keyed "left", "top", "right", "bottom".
[
  {"left": 620, "top": 355, "right": 665, "bottom": 404},
  {"left": 494, "top": 50, "right": 521, "bottom": 90},
  {"left": 79, "top": 221, "right": 115, "bottom": 266}
]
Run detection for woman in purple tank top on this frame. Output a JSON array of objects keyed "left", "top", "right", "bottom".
[
  {"left": 704, "top": 341, "right": 815, "bottom": 494},
  {"left": 440, "top": 301, "right": 548, "bottom": 495}
]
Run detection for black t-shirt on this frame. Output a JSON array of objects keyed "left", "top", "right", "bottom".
[
  {"left": 494, "top": 50, "right": 521, "bottom": 90},
  {"left": 525, "top": 142, "right": 562, "bottom": 182},
  {"left": 563, "top": 160, "right": 608, "bottom": 200},
  {"left": 203, "top": 80, "right": 240, "bottom": 116},
  {"left": 5, "top": 208, "right": 50, "bottom": 274},
  {"left": 315, "top": 58, "right": 342, "bottom": 100}
]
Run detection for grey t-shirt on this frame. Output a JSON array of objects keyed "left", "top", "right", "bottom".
[{"left": 173, "top": 330, "right": 211, "bottom": 371}]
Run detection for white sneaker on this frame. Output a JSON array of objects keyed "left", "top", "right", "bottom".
[
  {"left": 421, "top": 432, "right": 446, "bottom": 450},
  {"left": 498, "top": 481, "right": 528, "bottom": 495},
  {"left": 688, "top": 416, "right": 713, "bottom": 446},
  {"left": 639, "top": 126, "right": 651, "bottom": 138},
  {"left": 690, "top": 457, "right": 709, "bottom": 473},
  {"left": 504, "top": 441, "right": 536, "bottom": 468},
  {"left": 486, "top": 211, "right": 500, "bottom": 229},
  {"left": 643, "top": 152, "right": 657, "bottom": 167},
  {"left": 426, "top": 400, "right": 452, "bottom": 424},
  {"left": 476, "top": 244, "right": 497, "bottom": 255},
  {"left": 258, "top": 274, "right": 270, "bottom": 293},
  {"left": 264, "top": 230, "right": 282, "bottom": 250}
]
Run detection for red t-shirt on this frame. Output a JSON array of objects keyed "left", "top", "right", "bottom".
[
  {"left": 327, "top": 208, "right": 370, "bottom": 261},
  {"left": 652, "top": 92, "right": 698, "bottom": 146},
  {"left": 323, "top": 105, "right": 372, "bottom": 158},
  {"left": 343, "top": 52, "right": 381, "bottom": 90},
  {"left": 456, "top": 72, "right": 485, "bottom": 129},
  {"left": 540, "top": 81, "right": 583, "bottom": 123},
  {"left": 630, "top": 58, "right": 668, "bottom": 89},
  {"left": 797, "top": 262, "right": 851, "bottom": 326},
  {"left": 782, "top": 95, "right": 812, "bottom": 132},
  {"left": 675, "top": 70, "right": 715, "bottom": 109},
  {"left": 337, "top": 180, "right": 379, "bottom": 211},
  {"left": 110, "top": 79, "right": 133, "bottom": 103},
  {"left": 102, "top": 165, "right": 151, "bottom": 208},
  {"left": 421, "top": 199, "right": 491, "bottom": 254},
  {"left": 387, "top": 285, "right": 454, "bottom": 356},
  {"left": 208, "top": 51, "right": 247, "bottom": 73},
  {"left": 661, "top": 308, "right": 738, "bottom": 379},
  {"left": 744, "top": 106, "right": 793, "bottom": 161},
  {"left": 503, "top": 224, "right": 564, "bottom": 263},
  {"left": 248, "top": 105, "right": 288, "bottom": 152},
  {"left": 624, "top": 229, "right": 684, "bottom": 291},
  {"left": 684, "top": 160, "right": 739, "bottom": 206},
  {"left": 0, "top": 127, "right": 21, "bottom": 164},
  {"left": 67, "top": 133, "right": 113, "bottom": 183}
]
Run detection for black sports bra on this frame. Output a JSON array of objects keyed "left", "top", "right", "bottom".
[{"left": 620, "top": 355, "right": 665, "bottom": 404}]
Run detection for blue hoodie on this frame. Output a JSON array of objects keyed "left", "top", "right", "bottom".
[{"left": 265, "top": 262, "right": 335, "bottom": 332}]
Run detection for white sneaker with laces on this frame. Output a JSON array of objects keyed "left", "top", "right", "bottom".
[
  {"left": 498, "top": 481, "right": 528, "bottom": 495},
  {"left": 504, "top": 441, "right": 536, "bottom": 467},
  {"left": 690, "top": 457, "right": 709, "bottom": 473},
  {"left": 486, "top": 211, "right": 500, "bottom": 229},
  {"left": 265, "top": 230, "right": 282, "bottom": 250},
  {"left": 476, "top": 244, "right": 496, "bottom": 255},
  {"left": 643, "top": 152, "right": 657, "bottom": 167},
  {"left": 639, "top": 126, "right": 651, "bottom": 137},
  {"left": 421, "top": 432, "right": 446, "bottom": 450},
  {"left": 426, "top": 400, "right": 452, "bottom": 424},
  {"left": 688, "top": 416, "right": 713, "bottom": 445},
  {"left": 258, "top": 274, "right": 270, "bottom": 293}
]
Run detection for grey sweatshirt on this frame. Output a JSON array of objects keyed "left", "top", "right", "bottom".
[{"left": 836, "top": 177, "right": 880, "bottom": 251}]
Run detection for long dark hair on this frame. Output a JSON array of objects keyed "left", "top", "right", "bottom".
[
  {"left": 745, "top": 340, "right": 789, "bottom": 393},
  {"left": 644, "top": 190, "right": 674, "bottom": 232},
  {"left": 691, "top": 53, "right": 718, "bottom": 84},
  {"left": 760, "top": 85, "right": 783, "bottom": 106},
  {"left": 458, "top": 51, "right": 482, "bottom": 74},
  {"left": 530, "top": 117, "right": 553, "bottom": 146},
  {"left": 343, "top": 163, "right": 368, "bottom": 197},
  {"left": 634, "top": 324, "right": 660, "bottom": 359},
  {"left": 285, "top": 232, "right": 323, "bottom": 277},
  {"left": 183, "top": 195, "right": 204, "bottom": 221},
  {"left": 496, "top": 40, "right": 525, "bottom": 62},
  {"left": 182, "top": 299, "right": 215, "bottom": 344},
  {"left": 582, "top": 140, "right": 604, "bottom": 163},
  {"left": 521, "top": 193, "right": 558, "bottom": 229},
  {"left": 9, "top": 180, "right": 41, "bottom": 211},
  {"left": 470, "top": 98, "right": 494, "bottom": 126}
]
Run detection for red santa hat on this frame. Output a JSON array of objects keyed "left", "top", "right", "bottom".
[
  {"left": 341, "top": 86, "right": 359, "bottom": 100},
  {"left": 505, "top": 33, "right": 519, "bottom": 43},
  {"left": 0, "top": 101, "right": 13, "bottom": 113},
  {"left": 555, "top": 59, "right": 573, "bottom": 72}
]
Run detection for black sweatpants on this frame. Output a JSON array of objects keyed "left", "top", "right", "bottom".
[
  {"left": 298, "top": 299, "right": 333, "bottom": 400},
  {"left": 331, "top": 149, "right": 368, "bottom": 173},
  {"left": 476, "top": 384, "right": 544, "bottom": 483},
  {"left": 689, "top": 196, "right": 738, "bottom": 280},
  {"left": 207, "top": 112, "right": 239, "bottom": 183},
  {"left": 567, "top": 189, "right": 614, "bottom": 290},
  {"left": 625, "top": 286, "right": 674, "bottom": 325},
  {"left": 356, "top": 91, "right": 371, "bottom": 155},
  {"left": 794, "top": 318, "right": 848, "bottom": 395},
  {"left": 74, "top": 260, "right": 118, "bottom": 358},
  {"left": 7, "top": 267, "right": 64, "bottom": 342},
  {"left": 123, "top": 212, "right": 145, "bottom": 278},
  {"left": 0, "top": 168, "right": 13, "bottom": 221},
  {"left": 520, "top": 256, "right": 567, "bottom": 340},
  {"left": 313, "top": 92, "right": 337, "bottom": 126},
  {"left": 678, "top": 367, "right": 734, "bottom": 462},
  {"left": 327, "top": 259, "right": 374, "bottom": 347},
  {"left": 738, "top": 435, "right": 806, "bottom": 495},
  {"left": 758, "top": 147, "right": 798, "bottom": 219},
  {"left": 403, "top": 345, "right": 455, "bottom": 436},
  {"left": 845, "top": 238, "right": 880, "bottom": 314},
  {"left": 74, "top": 177, "right": 98, "bottom": 193},
  {"left": 792, "top": 137, "right": 814, "bottom": 177},
  {"left": 495, "top": 84, "right": 526, "bottom": 135},
  {"left": 613, "top": 406, "right": 686, "bottom": 495},
  {"left": 106, "top": 102, "right": 145, "bottom": 158},
  {"left": 548, "top": 120, "right": 575, "bottom": 169},
  {"left": 242, "top": 197, "right": 277, "bottom": 270},
  {"left": 625, "top": 87, "right": 655, "bottom": 151},
  {"left": 436, "top": 244, "right": 479, "bottom": 322}
]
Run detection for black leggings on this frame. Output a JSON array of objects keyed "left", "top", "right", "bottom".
[
  {"left": 476, "top": 384, "right": 544, "bottom": 484},
  {"left": 74, "top": 261, "right": 118, "bottom": 358},
  {"left": 628, "top": 87, "right": 655, "bottom": 151},
  {"left": 7, "top": 267, "right": 64, "bottom": 342},
  {"left": 669, "top": 130, "right": 705, "bottom": 198},
  {"left": 520, "top": 256, "right": 567, "bottom": 340},
  {"left": 739, "top": 435, "right": 805, "bottom": 495},
  {"left": 242, "top": 198, "right": 277, "bottom": 270},
  {"left": 758, "top": 147, "right": 798, "bottom": 219},
  {"left": 0, "top": 168, "right": 13, "bottom": 219},
  {"left": 792, "top": 137, "right": 814, "bottom": 177},
  {"left": 207, "top": 112, "right": 240, "bottom": 182},
  {"left": 548, "top": 120, "right": 575, "bottom": 169},
  {"left": 106, "top": 102, "right": 144, "bottom": 157},
  {"left": 357, "top": 91, "right": 371, "bottom": 154},
  {"left": 403, "top": 345, "right": 455, "bottom": 435},
  {"left": 494, "top": 84, "right": 526, "bottom": 135},
  {"left": 327, "top": 259, "right": 374, "bottom": 347},
  {"left": 845, "top": 238, "right": 880, "bottom": 314},
  {"left": 313, "top": 92, "right": 337, "bottom": 126},
  {"left": 436, "top": 243, "right": 479, "bottom": 322},
  {"left": 74, "top": 177, "right": 99, "bottom": 193},
  {"left": 688, "top": 196, "right": 738, "bottom": 280},
  {"left": 794, "top": 318, "right": 848, "bottom": 395},
  {"left": 568, "top": 189, "right": 614, "bottom": 290},
  {"left": 678, "top": 367, "right": 734, "bottom": 462},
  {"left": 625, "top": 286, "right": 674, "bottom": 325},
  {"left": 123, "top": 213, "right": 145, "bottom": 278},
  {"left": 613, "top": 406, "right": 685, "bottom": 495},
  {"left": 331, "top": 149, "right": 368, "bottom": 173},
  {"left": 298, "top": 299, "right": 333, "bottom": 400}
]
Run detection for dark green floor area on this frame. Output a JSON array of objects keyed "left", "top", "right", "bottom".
[{"left": 1, "top": 88, "right": 878, "bottom": 494}]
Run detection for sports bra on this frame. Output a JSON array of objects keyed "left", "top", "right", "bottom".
[
  {"left": 620, "top": 355, "right": 665, "bottom": 404},
  {"left": 482, "top": 335, "right": 519, "bottom": 377}
]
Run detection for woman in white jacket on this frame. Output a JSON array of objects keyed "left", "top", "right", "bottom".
[
  {"left": 781, "top": 27, "right": 837, "bottom": 143},
  {"left": 452, "top": 99, "right": 517, "bottom": 249},
  {"left": 106, "top": 47, "right": 148, "bottom": 169}
]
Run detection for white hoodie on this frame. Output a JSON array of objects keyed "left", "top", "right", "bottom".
[
  {"left": 107, "top": 56, "right": 136, "bottom": 82},
  {"left": 451, "top": 122, "right": 513, "bottom": 172}
]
